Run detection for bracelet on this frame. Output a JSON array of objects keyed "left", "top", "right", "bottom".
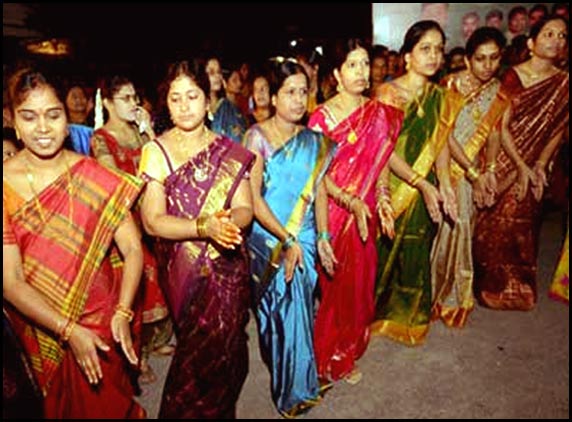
[
  {"left": 466, "top": 166, "right": 480, "bottom": 183},
  {"left": 59, "top": 319, "right": 76, "bottom": 344},
  {"left": 317, "top": 231, "right": 332, "bottom": 241},
  {"left": 114, "top": 304, "right": 135, "bottom": 323},
  {"left": 377, "top": 185, "right": 391, "bottom": 199},
  {"left": 196, "top": 215, "right": 209, "bottom": 239},
  {"left": 486, "top": 162, "right": 497, "bottom": 173},
  {"left": 409, "top": 172, "right": 422, "bottom": 187},
  {"left": 282, "top": 233, "right": 297, "bottom": 250}
]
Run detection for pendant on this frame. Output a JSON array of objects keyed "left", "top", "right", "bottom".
[
  {"left": 194, "top": 166, "right": 208, "bottom": 182},
  {"left": 347, "top": 131, "right": 358, "bottom": 144},
  {"left": 416, "top": 107, "right": 425, "bottom": 118}
]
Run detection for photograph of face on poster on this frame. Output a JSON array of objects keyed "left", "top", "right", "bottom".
[{"left": 372, "top": 3, "right": 562, "bottom": 52}]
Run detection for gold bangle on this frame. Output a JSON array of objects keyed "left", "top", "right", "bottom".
[
  {"left": 486, "top": 162, "right": 496, "bottom": 173},
  {"left": 409, "top": 172, "right": 422, "bottom": 187},
  {"left": 196, "top": 215, "right": 209, "bottom": 238},
  {"left": 466, "top": 166, "right": 480, "bottom": 183},
  {"left": 59, "top": 319, "right": 76, "bottom": 344},
  {"left": 114, "top": 304, "right": 134, "bottom": 323}
]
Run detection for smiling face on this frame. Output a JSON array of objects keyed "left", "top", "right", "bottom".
[
  {"left": 13, "top": 85, "right": 68, "bottom": 159},
  {"left": 167, "top": 75, "right": 208, "bottom": 131},
  {"left": 406, "top": 29, "right": 444, "bottom": 78}
]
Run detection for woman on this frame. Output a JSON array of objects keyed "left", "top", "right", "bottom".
[
  {"left": 246, "top": 74, "right": 272, "bottom": 126},
  {"left": 473, "top": 16, "right": 569, "bottom": 310},
  {"left": 372, "top": 21, "right": 462, "bottom": 346},
  {"left": 3, "top": 67, "right": 145, "bottom": 418},
  {"left": 308, "top": 38, "right": 439, "bottom": 382},
  {"left": 431, "top": 27, "right": 508, "bottom": 328},
  {"left": 245, "top": 61, "right": 336, "bottom": 417},
  {"left": 3, "top": 126, "right": 42, "bottom": 420},
  {"left": 138, "top": 60, "right": 254, "bottom": 419},
  {"left": 206, "top": 58, "right": 248, "bottom": 143},
  {"left": 90, "top": 75, "right": 172, "bottom": 385}
]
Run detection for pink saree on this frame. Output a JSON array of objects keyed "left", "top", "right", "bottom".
[{"left": 308, "top": 99, "right": 403, "bottom": 380}]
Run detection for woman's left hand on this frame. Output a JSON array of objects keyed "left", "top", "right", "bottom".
[
  {"left": 317, "top": 239, "right": 338, "bottom": 276},
  {"left": 111, "top": 314, "right": 138, "bottom": 365},
  {"left": 531, "top": 162, "right": 548, "bottom": 202},
  {"left": 440, "top": 184, "right": 458, "bottom": 223}
]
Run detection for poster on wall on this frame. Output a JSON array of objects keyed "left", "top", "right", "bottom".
[{"left": 372, "top": 3, "right": 562, "bottom": 52}]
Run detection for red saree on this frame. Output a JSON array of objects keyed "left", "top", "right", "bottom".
[
  {"left": 308, "top": 99, "right": 403, "bottom": 380},
  {"left": 474, "top": 69, "right": 569, "bottom": 310},
  {"left": 91, "top": 128, "right": 169, "bottom": 325},
  {"left": 3, "top": 157, "right": 145, "bottom": 419}
]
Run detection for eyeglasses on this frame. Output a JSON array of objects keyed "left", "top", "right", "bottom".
[{"left": 113, "top": 94, "right": 140, "bottom": 104}]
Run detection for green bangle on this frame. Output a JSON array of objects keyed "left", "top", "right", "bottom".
[
  {"left": 317, "top": 231, "right": 332, "bottom": 241},
  {"left": 283, "top": 233, "right": 296, "bottom": 250}
]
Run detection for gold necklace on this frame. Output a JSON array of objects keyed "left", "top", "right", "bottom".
[
  {"left": 174, "top": 126, "right": 212, "bottom": 183},
  {"left": 411, "top": 86, "right": 427, "bottom": 118},
  {"left": 24, "top": 151, "right": 74, "bottom": 225},
  {"left": 335, "top": 96, "right": 365, "bottom": 144}
]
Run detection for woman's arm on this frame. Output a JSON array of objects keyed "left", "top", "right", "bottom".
[
  {"left": 499, "top": 105, "right": 535, "bottom": 201},
  {"left": 110, "top": 213, "right": 144, "bottom": 366},
  {"left": 388, "top": 152, "right": 443, "bottom": 223},
  {"left": 248, "top": 150, "right": 303, "bottom": 281},
  {"left": 315, "top": 180, "right": 337, "bottom": 275},
  {"left": 3, "top": 243, "right": 111, "bottom": 385}
]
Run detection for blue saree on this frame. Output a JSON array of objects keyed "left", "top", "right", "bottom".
[
  {"left": 245, "top": 125, "right": 335, "bottom": 415},
  {"left": 211, "top": 98, "right": 248, "bottom": 143}
]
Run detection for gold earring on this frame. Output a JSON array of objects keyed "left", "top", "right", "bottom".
[
  {"left": 15, "top": 128, "right": 21, "bottom": 140},
  {"left": 365, "top": 80, "right": 370, "bottom": 89},
  {"left": 336, "top": 83, "right": 343, "bottom": 93},
  {"left": 405, "top": 61, "right": 411, "bottom": 71}
]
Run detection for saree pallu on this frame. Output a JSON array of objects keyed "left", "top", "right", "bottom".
[
  {"left": 91, "top": 128, "right": 169, "bottom": 325},
  {"left": 3, "top": 157, "right": 145, "bottom": 419},
  {"left": 431, "top": 79, "right": 504, "bottom": 328},
  {"left": 474, "top": 70, "right": 569, "bottom": 310},
  {"left": 549, "top": 218, "right": 569, "bottom": 304},
  {"left": 140, "top": 136, "right": 254, "bottom": 419},
  {"left": 246, "top": 127, "right": 335, "bottom": 414},
  {"left": 373, "top": 84, "right": 463, "bottom": 345},
  {"left": 211, "top": 98, "right": 248, "bottom": 143},
  {"left": 308, "top": 99, "right": 403, "bottom": 380}
]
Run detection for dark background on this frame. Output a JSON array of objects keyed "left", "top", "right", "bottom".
[
  {"left": 9, "top": 3, "right": 371, "bottom": 63},
  {"left": 4, "top": 3, "right": 371, "bottom": 92}
]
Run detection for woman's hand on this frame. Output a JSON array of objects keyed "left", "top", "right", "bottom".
[
  {"left": 515, "top": 163, "right": 536, "bottom": 201},
  {"left": 284, "top": 242, "right": 304, "bottom": 282},
  {"left": 317, "top": 239, "right": 337, "bottom": 276},
  {"left": 377, "top": 199, "right": 395, "bottom": 239},
  {"left": 68, "top": 323, "right": 111, "bottom": 385},
  {"left": 418, "top": 180, "right": 443, "bottom": 223},
  {"left": 111, "top": 313, "right": 138, "bottom": 366},
  {"left": 350, "top": 197, "right": 372, "bottom": 242},
  {"left": 531, "top": 161, "right": 548, "bottom": 202},
  {"left": 203, "top": 209, "right": 243, "bottom": 249},
  {"left": 439, "top": 183, "right": 458, "bottom": 223}
]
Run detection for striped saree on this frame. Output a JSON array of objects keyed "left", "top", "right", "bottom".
[{"left": 3, "top": 157, "right": 144, "bottom": 419}]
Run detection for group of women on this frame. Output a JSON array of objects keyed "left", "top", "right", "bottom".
[{"left": 3, "top": 14, "right": 568, "bottom": 419}]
